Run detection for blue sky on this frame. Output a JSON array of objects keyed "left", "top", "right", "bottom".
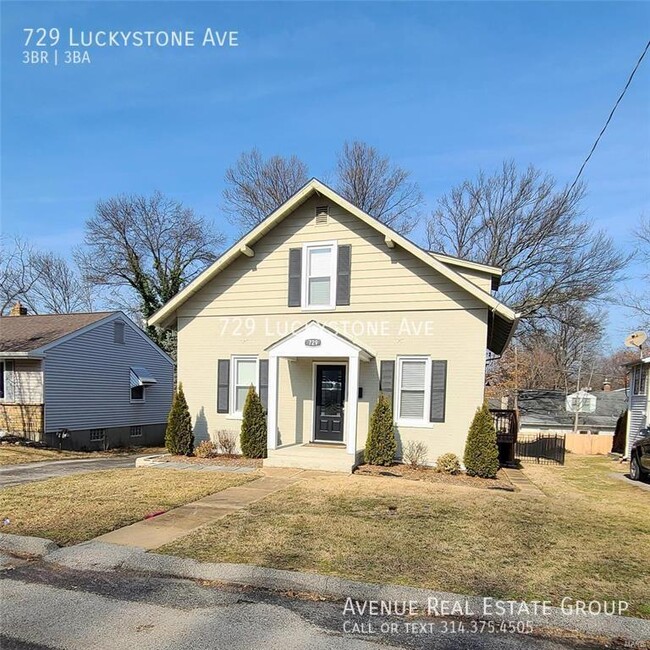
[{"left": 2, "top": 1, "right": 649, "bottom": 347}]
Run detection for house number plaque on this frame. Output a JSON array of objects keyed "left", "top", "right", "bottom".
[{"left": 305, "top": 338, "right": 321, "bottom": 347}]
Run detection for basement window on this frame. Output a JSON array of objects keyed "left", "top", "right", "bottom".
[{"left": 90, "top": 429, "right": 105, "bottom": 442}]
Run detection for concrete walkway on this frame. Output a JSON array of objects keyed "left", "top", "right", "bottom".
[
  {"left": 502, "top": 467, "right": 547, "bottom": 497},
  {"left": 94, "top": 468, "right": 310, "bottom": 550}
]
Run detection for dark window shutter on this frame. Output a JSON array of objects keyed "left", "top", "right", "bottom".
[
  {"left": 217, "top": 359, "right": 230, "bottom": 413},
  {"left": 430, "top": 360, "right": 447, "bottom": 422},
  {"left": 379, "top": 360, "right": 395, "bottom": 407},
  {"left": 288, "top": 248, "right": 302, "bottom": 307},
  {"left": 336, "top": 244, "right": 351, "bottom": 306},
  {"left": 258, "top": 359, "right": 269, "bottom": 411}
]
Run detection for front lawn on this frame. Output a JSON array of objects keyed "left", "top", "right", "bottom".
[
  {"left": 0, "top": 469, "right": 254, "bottom": 545},
  {"left": 160, "top": 456, "right": 650, "bottom": 618},
  {"left": 0, "top": 445, "right": 166, "bottom": 466}
]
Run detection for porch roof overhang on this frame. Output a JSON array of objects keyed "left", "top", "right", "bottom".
[{"left": 265, "top": 320, "right": 374, "bottom": 362}]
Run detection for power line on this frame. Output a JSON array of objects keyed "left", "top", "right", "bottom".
[{"left": 567, "top": 39, "right": 650, "bottom": 195}]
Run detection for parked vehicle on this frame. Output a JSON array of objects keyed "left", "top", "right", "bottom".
[{"left": 629, "top": 428, "right": 650, "bottom": 481}]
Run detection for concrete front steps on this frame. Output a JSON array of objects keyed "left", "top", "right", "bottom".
[{"left": 264, "top": 443, "right": 356, "bottom": 473}]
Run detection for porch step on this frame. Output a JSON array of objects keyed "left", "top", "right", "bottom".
[{"left": 264, "top": 444, "right": 356, "bottom": 473}]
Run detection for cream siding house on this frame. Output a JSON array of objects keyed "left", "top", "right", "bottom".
[
  {"left": 625, "top": 357, "right": 649, "bottom": 459},
  {"left": 150, "top": 179, "right": 519, "bottom": 472}
]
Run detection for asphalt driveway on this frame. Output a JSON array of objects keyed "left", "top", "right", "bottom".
[
  {"left": 610, "top": 471, "right": 650, "bottom": 492},
  {"left": 0, "top": 456, "right": 141, "bottom": 488}
]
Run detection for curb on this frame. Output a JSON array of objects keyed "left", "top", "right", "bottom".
[
  {"left": 0, "top": 532, "right": 59, "bottom": 558},
  {"left": 40, "top": 540, "right": 650, "bottom": 643},
  {"left": 134, "top": 454, "right": 169, "bottom": 467}
]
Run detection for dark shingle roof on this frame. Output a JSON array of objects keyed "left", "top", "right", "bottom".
[
  {"left": 0, "top": 312, "right": 114, "bottom": 352},
  {"left": 518, "top": 389, "right": 627, "bottom": 430}
]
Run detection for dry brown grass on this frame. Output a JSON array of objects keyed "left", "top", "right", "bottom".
[
  {"left": 0, "top": 445, "right": 166, "bottom": 466},
  {"left": 0, "top": 469, "right": 254, "bottom": 545},
  {"left": 161, "top": 456, "right": 650, "bottom": 618}
]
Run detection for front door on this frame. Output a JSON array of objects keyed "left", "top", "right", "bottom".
[{"left": 314, "top": 364, "right": 346, "bottom": 442}]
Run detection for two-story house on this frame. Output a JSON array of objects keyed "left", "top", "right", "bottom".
[{"left": 149, "top": 179, "right": 519, "bottom": 472}]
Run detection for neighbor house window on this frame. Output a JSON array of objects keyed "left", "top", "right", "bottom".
[
  {"left": 396, "top": 357, "right": 431, "bottom": 426},
  {"left": 90, "top": 429, "right": 105, "bottom": 441},
  {"left": 633, "top": 365, "right": 648, "bottom": 396},
  {"left": 302, "top": 242, "right": 337, "bottom": 309},
  {"left": 131, "top": 385, "right": 145, "bottom": 402},
  {"left": 0, "top": 361, "right": 4, "bottom": 399},
  {"left": 231, "top": 356, "right": 258, "bottom": 415},
  {"left": 130, "top": 366, "right": 156, "bottom": 403},
  {"left": 130, "top": 425, "right": 142, "bottom": 437}
]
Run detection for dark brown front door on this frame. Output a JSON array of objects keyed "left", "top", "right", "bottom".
[{"left": 314, "top": 365, "right": 346, "bottom": 442}]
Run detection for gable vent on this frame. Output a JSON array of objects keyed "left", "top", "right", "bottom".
[{"left": 315, "top": 206, "right": 329, "bottom": 225}]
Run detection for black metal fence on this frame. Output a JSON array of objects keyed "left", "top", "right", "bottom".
[{"left": 515, "top": 433, "right": 566, "bottom": 465}]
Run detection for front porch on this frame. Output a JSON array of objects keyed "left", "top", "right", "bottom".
[
  {"left": 265, "top": 442, "right": 358, "bottom": 473},
  {"left": 262, "top": 321, "right": 374, "bottom": 473}
]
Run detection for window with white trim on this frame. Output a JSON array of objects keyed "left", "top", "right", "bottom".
[
  {"left": 231, "top": 356, "right": 258, "bottom": 415},
  {"left": 130, "top": 425, "right": 142, "bottom": 437},
  {"left": 131, "top": 385, "right": 145, "bottom": 402},
  {"left": 0, "top": 361, "right": 4, "bottom": 399},
  {"left": 396, "top": 356, "right": 431, "bottom": 425},
  {"left": 633, "top": 365, "right": 648, "bottom": 396},
  {"left": 302, "top": 242, "right": 337, "bottom": 309}
]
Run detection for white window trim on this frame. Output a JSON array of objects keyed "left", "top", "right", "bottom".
[
  {"left": 633, "top": 365, "right": 648, "bottom": 396},
  {"left": 228, "top": 355, "right": 259, "bottom": 419},
  {"left": 130, "top": 385, "right": 146, "bottom": 403},
  {"left": 301, "top": 241, "right": 338, "bottom": 310},
  {"left": 395, "top": 356, "right": 432, "bottom": 428}
]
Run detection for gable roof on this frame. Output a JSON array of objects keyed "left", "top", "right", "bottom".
[
  {"left": 0, "top": 311, "right": 174, "bottom": 364},
  {"left": 0, "top": 312, "right": 113, "bottom": 353},
  {"left": 518, "top": 389, "right": 627, "bottom": 430},
  {"left": 148, "top": 178, "right": 519, "bottom": 354}
]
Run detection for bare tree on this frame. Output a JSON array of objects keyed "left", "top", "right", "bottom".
[
  {"left": 26, "top": 252, "right": 97, "bottom": 314},
  {"left": 223, "top": 149, "right": 309, "bottom": 232},
  {"left": 0, "top": 237, "right": 44, "bottom": 314},
  {"left": 77, "top": 191, "right": 225, "bottom": 346},
  {"left": 335, "top": 141, "right": 422, "bottom": 235},
  {"left": 427, "top": 161, "right": 628, "bottom": 324},
  {"left": 487, "top": 305, "right": 606, "bottom": 396},
  {"left": 621, "top": 217, "right": 650, "bottom": 329}
]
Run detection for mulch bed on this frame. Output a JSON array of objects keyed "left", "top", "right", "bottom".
[
  {"left": 165, "top": 454, "right": 263, "bottom": 468},
  {"left": 354, "top": 464, "right": 514, "bottom": 491}
]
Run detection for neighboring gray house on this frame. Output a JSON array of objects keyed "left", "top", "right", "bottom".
[
  {"left": 517, "top": 389, "right": 627, "bottom": 436},
  {"left": 0, "top": 304, "right": 173, "bottom": 450},
  {"left": 625, "top": 357, "right": 649, "bottom": 459}
]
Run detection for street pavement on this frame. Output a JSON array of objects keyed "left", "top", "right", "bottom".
[
  {"left": 0, "top": 456, "right": 142, "bottom": 488},
  {"left": 1, "top": 561, "right": 608, "bottom": 650}
]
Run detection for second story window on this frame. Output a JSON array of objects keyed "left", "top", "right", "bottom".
[
  {"left": 633, "top": 365, "right": 648, "bottom": 396},
  {"left": 302, "top": 242, "right": 337, "bottom": 309}
]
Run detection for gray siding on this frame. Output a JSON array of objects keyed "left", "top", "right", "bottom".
[{"left": 43, "top": 318, "right": 173, "bottom": 432}]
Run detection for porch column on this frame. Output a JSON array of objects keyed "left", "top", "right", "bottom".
[
  {"left": 267, "top": 353, "right": 279, "bottom": 450},
  {"left": 346, "top": 352, "right": 360, "bottom": 456}
]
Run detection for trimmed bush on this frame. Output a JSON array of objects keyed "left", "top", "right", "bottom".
[
  {"left": 436, "top": 452, "right": 461, "bottom": 475},
  {"left": 364, "top": 393, "right": 397, "bottom": 466},
  {"left": 165, "top": 383, "right": 194, "bottom": 456},
  {"left": 403, "top": 441, "right": 428, "bottom": 469},
  {"left": 195, "top": 440, "right": 218, "bottom": 458},
  {"left": 463, "top": 402, "right": 499, "bottom": 478},
  {"left": 240, "top": 386, "right": 267, "bottom": 459}
]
